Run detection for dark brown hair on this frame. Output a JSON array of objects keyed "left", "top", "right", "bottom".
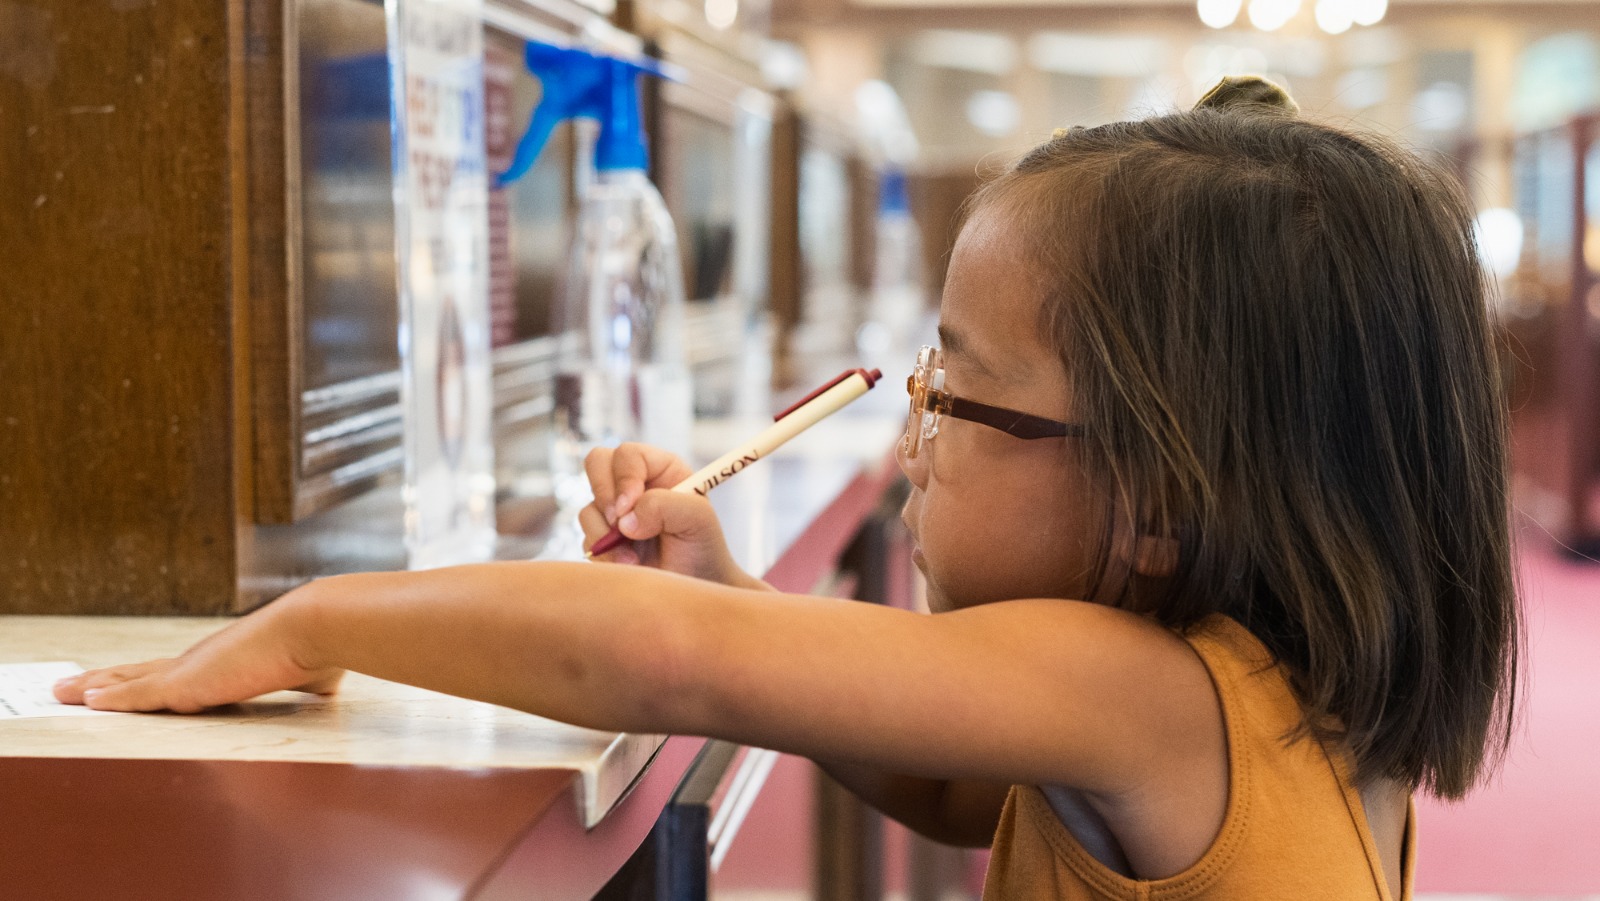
[{"left": 971, "top": 79, "right": 1519, "bottom": 799}]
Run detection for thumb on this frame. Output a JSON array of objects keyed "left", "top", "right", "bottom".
[{"left": 618, "top": 487, "right": 722, "bottom": 546}]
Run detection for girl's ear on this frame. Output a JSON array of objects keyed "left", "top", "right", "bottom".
[
  {"left": 1109, "top": 517, "right": 1181, "bottom": 580},
  {"left": 1131, "top": 534, "right": 1180, "bottom": 579}
]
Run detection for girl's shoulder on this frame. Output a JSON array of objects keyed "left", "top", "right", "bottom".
[
  {"left": 1175, "top": 613, "right": 1307, "bottom": 735},
  {"left": 989, "top": 612, "right": 1411, "bottom": 897},
  {"left": 1179, "top": 614, "right": 1275, "bottom": 674}
]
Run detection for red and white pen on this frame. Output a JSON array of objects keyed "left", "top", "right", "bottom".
[{"left": 586, "top": 367, "right": 884, "bottom": 558}]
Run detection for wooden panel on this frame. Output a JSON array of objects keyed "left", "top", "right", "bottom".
[
  {"left": 244, "top": 0, "right": 301, "bottom": 525},
  {"left": 1506, "top": 117, "right": 1600, "bottom": 556},
  {"left": 814, "top": 770, "right": 885, "bottom": 901},
  {"left": 769, "top": 97, "right": 803, "bottom": 388},
  {"left": 848, "top": 155, "right": 877, "bottom": 295},
  {"left": 907, "top": 169, "right": 980, "bottom": 308},
  {"left": 0, "top": 0, "right": 242, "bottom": 613},
  {"left": 1561, "top": 117, "right": 1600, "bottom": 553}
]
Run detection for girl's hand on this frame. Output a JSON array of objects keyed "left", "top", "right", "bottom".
[
  {"left": 51, "top": 597, "right": 342, "bottom": 713},
  {"left": 581, "top": 443, "right": 769, "bottom": 591}
]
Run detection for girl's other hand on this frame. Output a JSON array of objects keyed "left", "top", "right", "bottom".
[
  {"left": 50, "top": 596, "right": 342, "bottom": 713},
  {"left": 581, "top": 443, "right": 769, "bottom": 591}
]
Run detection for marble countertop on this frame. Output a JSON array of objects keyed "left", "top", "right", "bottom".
[
  {"left": 0, "top": 615, "right": 659, "bottom": 826},
  {"left": 0, "top": 392, "right": 908, "bottom": 829}
]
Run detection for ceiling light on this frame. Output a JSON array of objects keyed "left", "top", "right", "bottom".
[
  {"left": 966, "top": 90, "right": 1020, "bottom": 137},
  {"left": 759, "top": 40, "right": 808, "bottom": 91},
  {"left": 1473, "top": 208, "right": 1523, "bottom": 280},
  {"left": 1197, "top": 0, "right": 1243, "bottom": 29},
  {"left": 1315, "top": 0, "right": 1353, "bottom": 35},
  {"left": 1350, "top": 0, "right": 1387, "bottom": 26},
  {"left": 1247, "top": 0, "right": 1300, "bottom": 32},
  {"left": 1028, "top": 33, "right": 1168, "bottom": 77},
  {"left": 1412, "top": 81, "right": 1468, "bottom": 132},
  {"left": 705, "top": 0, "right": 737, "bottom": 29},
  {"left": 913, "top": 31, "right": 1018, "bottom": 77}
]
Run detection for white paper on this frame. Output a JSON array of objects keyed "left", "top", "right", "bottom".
[{"left": 0, "top": 662, "right": 117, "bottom": 719}]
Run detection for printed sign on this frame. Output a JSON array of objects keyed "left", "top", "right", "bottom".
[{"left": 387, "top": 0, "right": 496, "bottom": 569}]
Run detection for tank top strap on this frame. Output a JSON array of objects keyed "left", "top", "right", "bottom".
[
  {"left": 1183, "top": 614, "right": 1412, "bottom": 901},
  {"left": 1180, "top": 614, "right": 1307, "bottom": 739}
]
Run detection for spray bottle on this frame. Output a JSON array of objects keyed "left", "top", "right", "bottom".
[{"left": 498, "top": 42, "right": 694, "bottom": 527}]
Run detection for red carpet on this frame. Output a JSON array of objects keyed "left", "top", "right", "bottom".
[{"left": 1414, "top": 533, "right": 1600, "bottom": 896}]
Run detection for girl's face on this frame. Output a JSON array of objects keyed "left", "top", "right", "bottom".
[{"left": 898, "top": 209, "right": 1107, "bottom": 613}]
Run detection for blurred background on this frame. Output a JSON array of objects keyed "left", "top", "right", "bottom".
[{"left": 3, "top": 0, "right": 1598, "bottom": 896}]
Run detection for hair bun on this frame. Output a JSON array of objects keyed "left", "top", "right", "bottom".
[{"left": 1194, "top": 75, "right": 1299, "bottom": 115}]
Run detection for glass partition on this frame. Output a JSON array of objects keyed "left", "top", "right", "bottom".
[{"left": 298, "top": 0, "right": 398, "bottom": 391}]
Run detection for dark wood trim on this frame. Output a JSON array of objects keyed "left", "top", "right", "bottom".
[
  {"left": 848, "top": 155, "right": 877, "bottom": 297},
  {"left": 813, "top": 763, "right": 885, "bottom": 901},
  {"left": 231, "top": 0, "right": 262, "bottom": 592},
  {"left": 1563, "top": 117, "right": 1600, "bottom": 551},
  {"left": 769, "top": 95, "right": 804, "bottom": 388},
  {"left": 1498, "top": 117, "right": 1600, "bottom": 556},
  {"left": 245, "top": 0, "right": 303, "bottom": 525}
]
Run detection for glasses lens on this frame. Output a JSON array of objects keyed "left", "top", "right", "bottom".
[
  {"left": 903, "top": 347, "right": 940, "bottom": 458},
  {"left": 921, "top": 347, "right": 943, "bottom": 446},
  {"left": 903, "top": 381, "right": 917, "bottom": 458},
  {"left": 904, "top": 351, "right": 925, "bottom": 458}
]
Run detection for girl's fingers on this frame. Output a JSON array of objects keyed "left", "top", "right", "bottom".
[
  {"left": 76, "top": 661, "right": 340, "bottom": 713},
  {"left": 54, "top": 659, "right": 174, "bottom": 703},
  {"left": 625, "top": 489, "right": 721, "bottom": 546},
  {"left": 578, "top": 500, "right": 641, "bottom": 565},
  {"left": 583, "top": 444, "right": 694, "bottom": 525},
  {"left": 609, "top": 444, "right": 694, "bottom": 518},
  {"left": 56, "top": 611, "right": 340, "bottom": 715},
  {"left": 577, "top": 503, "right": 607, "bottom": 541},
  {"left": 583, "top": 447, "right": 620, "bottom": 523},
  {"left": 84, "top": 673, "right": 202, "bottom": 714}
]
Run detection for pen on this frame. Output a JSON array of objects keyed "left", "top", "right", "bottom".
[{"left": 586, "top": 367, "right": 884, "bottom": 558}]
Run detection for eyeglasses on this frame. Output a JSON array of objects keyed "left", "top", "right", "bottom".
[{"left": 903, "top": 345, "right": 1087, "bottom": 459}]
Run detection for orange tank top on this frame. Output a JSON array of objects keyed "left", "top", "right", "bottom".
[{"left": 982, "top": 614, "right": 1414, "bottom": 900}]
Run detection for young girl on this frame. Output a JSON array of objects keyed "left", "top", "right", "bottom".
[{"left": 56, "top": 77, "right": 1518, "bottom": 899}]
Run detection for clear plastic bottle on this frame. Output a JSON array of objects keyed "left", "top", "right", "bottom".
[
  {"left": 494, "top": 43, "right": 696, "bottom": 556},
  {"left": 550, "top": 168, "right": 693, "bottom": 511},
  {"left": 858, "top": 168, "right": 924, "bottom": 357}
]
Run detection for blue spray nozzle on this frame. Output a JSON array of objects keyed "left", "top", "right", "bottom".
[
  {"left": 879, "top": 169, "right": 911, "bottom": 215},
  {"left": 496, "top": 42, "right": 671, "bottom": 188}
]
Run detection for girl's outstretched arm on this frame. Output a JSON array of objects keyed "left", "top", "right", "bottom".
[
  {"left": 55, "top": 563, "right": 723, "bottom": 727},
  {"left": 54, "top": 562, "right": 1221, "bottom": 811}
]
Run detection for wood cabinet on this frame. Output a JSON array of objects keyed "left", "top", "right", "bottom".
[
  {"left": 0, "top": 0, "right": 249, "bottom": 614},
  {"left": 1504, "top": 116, "right": 1600, "bottom": 558},
  {"left": 0, "top": 0, "right": 679, "bottom": 614}
]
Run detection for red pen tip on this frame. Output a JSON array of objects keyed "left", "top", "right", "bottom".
[{"left": 587, "top": 528, "right": 627, "bottom": 558}]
